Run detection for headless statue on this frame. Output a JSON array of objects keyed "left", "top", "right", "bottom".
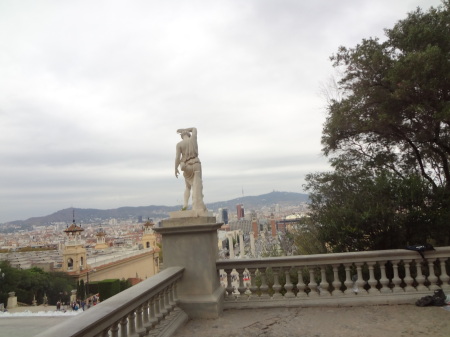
[{"left": 175, "top": 127, "right": 207, "bottom": 212}]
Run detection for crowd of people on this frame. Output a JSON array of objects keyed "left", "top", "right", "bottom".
[{"left": 56, "top": 294, "right": 99, "bottom": 312}]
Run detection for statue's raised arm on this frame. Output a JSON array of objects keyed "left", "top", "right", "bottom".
[{"left": 174, "top": 127, "right": 206, "bottom": 212}]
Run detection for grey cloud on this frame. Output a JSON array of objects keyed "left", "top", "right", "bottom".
[{"left": 0, "top": 0, "right": 442, "bottom": 222}]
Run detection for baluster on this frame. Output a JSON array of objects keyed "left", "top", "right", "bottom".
[
  {"left": 164, "top": 287, "right": 172, "bottom": 314},
  {"left": 391, "top": 260, "right": 403, "bottom": 293},
  {"left": 142, "top": 300, "right": 150, "bottom": 330},
  {"left": 354, "top": 263, "right": 366, "bottom": 294},
  {"left": 296, "top": 267, "right": 307, "bottom": 297},
  {"left": 259, "top": 268, "right": 270, "bottom": 298},
  {"left": 120, "top": 316, "right": 128, "bottom": 337},
  {"left": 149, "top": 296, "right": 158, "bottom": 329},
  {"left": 224, "top": 269, "right": 234, "bottom": 299},
  {"left": 403, "top": 260, "right": 416, "bottom": 292},
  {"left": 272, "top": 268, "right": 282, "bottom": 298},
  {"left": 168, "top": 283, "right": 176, "bottom": 309},
  {"left": 236, "top": 268, "right": 247, "bottom": 299},
  {"left": 145, "top": 297, "right": 159, "bottom": 335},
  {"left": 319, "top": 266, "right": 331, "bottom": 296},
  {"left": 284, "top": 268, "right": 295, "bottom": 298},
  {"left": 308, "top": 267, "right": 319, "bottom": 297},
  {"left": 343, "top": 264, "right": 354, "bottom": 295},
  {"left": 173, "top": 279, "right": 180, "bottom": 305},
  {"left": 154, "top": 293, "right": 162, "bottom": 323},
  {"left": 332, "top": 264, "right": 343, "bottom": 296},
  {"left": 378, "top": 261, "right": 391, "bottom": 293},
  {"left": 159, "top": 289, "right": 168, "bottom": 318},
  {"left": 110, "top": 321, "right": 120, "bottom": 337},
  {"left": 367, "top": 262, "right": 379, "bottom": 294},
  {"left": 439, "top": 258, "right": 450, "bottom": 291},
  {"left": 135, "top": 304, "right": 144, "bottom": 335},
  {"left": 414, "top": 260, "right": 428, "bottom": 292},
  {"left": 248, "top": 268, "right": 259, "bottom": 298},
  {"left": 427, "top": 259, "right": 439, "bottom": 290},
  {"left": 128, "top": 309, "right": 136, "bottom": 336}
]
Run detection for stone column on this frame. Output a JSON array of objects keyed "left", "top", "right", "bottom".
[
  {"left": 270, "top": 214, "right": 277, "bottom": 237},
  {"left": 249, "top": 232, "right": 256, "bottom": 257},
  {"left": 251, "top": 217, "right": 258, "bottom": 238},
  {"left": 227, "top": 233, "right": 235, "bottom": 259},
  {"left": 238, "top": 230, "right": 245, "bottom": 257},
  {"left": 155, "top": 213, "right": 224, "bottom": 319}
]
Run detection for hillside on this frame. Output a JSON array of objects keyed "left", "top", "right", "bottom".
[{"left": 2, "top": 191, "right": 309, "bottom": 228}]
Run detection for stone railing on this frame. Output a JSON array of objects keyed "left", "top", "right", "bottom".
[
  {"left": 36, "top": 267, "right": 187, "bottom": 337},
  {"left": 216, "top": 247, "right": 450, "bottom": 309}
]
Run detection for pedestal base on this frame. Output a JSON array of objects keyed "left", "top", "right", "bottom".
[
  {"left": 155, "top": 216, "right": 223, "bottom": 319},
  {"left": 179, "top": 286, "right": 225, "bottom": 319},
  {"left": 7, "top": 296, "right": 17, "bottom": 309}
]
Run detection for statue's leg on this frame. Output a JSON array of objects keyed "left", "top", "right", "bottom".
[
  {"left": 183, "top": 181, "right": 191, "bottom": 210},
  {"left": 192, "top": 169, "right": 206, "bottom": 212}
]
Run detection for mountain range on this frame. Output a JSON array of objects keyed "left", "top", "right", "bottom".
[{"left": 2, "top": 191, "right": 309, "bottom": 228}]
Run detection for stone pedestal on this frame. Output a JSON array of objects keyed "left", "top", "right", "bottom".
[
  {"left": 7, "top": 292, "right": 17, "bottom": 309},
  {"left": 154, "top": 214, "right": 224, "bottom": 319}
]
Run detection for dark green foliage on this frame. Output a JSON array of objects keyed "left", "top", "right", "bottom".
[
  {"left": 97, "top": 279, "right": 121, "bottom": 301},
  {"left": 306, "top": 2, "right": 450, "bottom": 252},
  {"left": 290, "top": 218, "right": 328, "bottom": 255},
  {"left": 88, "top": 281, "right": 99, "bottom": 297},
  {"left": 77, "top": 279, "right": 86, "bottom": 300},
  {"left": 119, "top": 278, "right": 132, "bottom": 292},
  {"left": 0, "top": 261, "right": 75, "bottom": 305},
  {"left": 305, "top": 170, "right": 446, "bottom": 251}
]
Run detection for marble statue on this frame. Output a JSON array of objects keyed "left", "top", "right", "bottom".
[{"left": 175, "top": 127, "right": 207, "bottom": 212}]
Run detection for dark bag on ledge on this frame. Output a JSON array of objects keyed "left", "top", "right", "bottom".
[{"left": 416, "top": 289, "right": 446, "bottom": 307}]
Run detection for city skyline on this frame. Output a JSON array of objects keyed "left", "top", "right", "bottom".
[{"left": 0, "top": 0, "right": 442, "bottom": 222}]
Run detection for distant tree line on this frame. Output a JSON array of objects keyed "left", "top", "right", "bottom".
[
  {"left": 0, "top": 261, "right": 134, "bottom": 307},
  {"left": 0, "top": 261, "right": 76, "bottom": 306}
]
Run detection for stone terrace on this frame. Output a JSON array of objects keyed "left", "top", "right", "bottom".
[{"left": 172, "top": 305, "right": 450, "bottom": 337}]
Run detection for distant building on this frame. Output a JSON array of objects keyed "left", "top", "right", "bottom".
[
  {"left": 94, "top": 227, "right": 109, "bottom": 250},
  {"left": 141, "top": 219, "right": 157, "bottom": 249},
  {"left": 228, "top": 219, "right": 252, "bottom": 234},
  {"left": 218, "top": 208, "right": 229, "bottom": 224},
  {"left": 62, "top": 219, "right": 86, "bottom": 272},
  {"left": 236, "top": 204, "right": 244, "bottom": 220}
]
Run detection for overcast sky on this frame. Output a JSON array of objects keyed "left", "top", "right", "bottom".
[{"left": 0, "top": 0, "right": 442, "bottom": 223}]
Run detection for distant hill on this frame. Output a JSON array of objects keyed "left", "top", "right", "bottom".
[
  {"left": 206, "top": 191, "right": 309, "bottom": 211},
  {"left": 2, "top": 191, "right": 309, "bottom": 228}
]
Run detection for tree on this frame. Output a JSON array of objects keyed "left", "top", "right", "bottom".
[
  {"left": 306, "top": 2, "right": 450, "bottom": 251},
  {"left": 290, "top": 218, "right": 328, "bottom": 255},
  {"left": 305, "top": 169, "right": 442, "bottom": 252},
  {"left": 323, "top": 2, "right": 450, "bottom": 190}
]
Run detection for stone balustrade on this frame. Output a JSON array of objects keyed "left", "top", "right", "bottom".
[
  {"left": 36, "top": 267, "right": 187, "bottom": 337},
  {"left": 216, "top": 247, "right": 450, "bottom": 309},
  {"left": 33, "top": 213, "right": 450, "bottom": 337}
]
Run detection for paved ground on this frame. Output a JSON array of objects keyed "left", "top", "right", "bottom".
[
  {"left": 1, "top": 304, "right": 449, "bottom": 337},
  {"left": 0, "top": 316, "right": 72, "bottom": 337},
  {"left": 0, "top": 305, "right": 77, "bottom": 337},
  {"left": 172, "top": 305, "right": 450, "bottom": 337}
]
